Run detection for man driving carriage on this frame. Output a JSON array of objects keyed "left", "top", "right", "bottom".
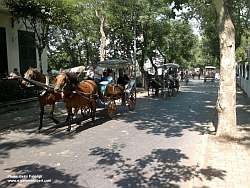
[{"left": 117, "top": 69, "right": 130, "bottom": 87}]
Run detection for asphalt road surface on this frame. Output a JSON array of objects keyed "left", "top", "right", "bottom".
[{"left": 0, "top": 80, "right": 223, "bottom": 188}]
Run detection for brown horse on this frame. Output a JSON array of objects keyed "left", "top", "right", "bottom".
[
  {"left": 53, "top": 72, "right": 98, "bottom": 131},
  {"left": 22, "top": 68, "right": 61, "bottom": 131},
  {"left": 106, "top": 84, "right": 124, "bottom": 99},
  {"left": 22, "top": 68, "right": 46, "bottom": 86}
]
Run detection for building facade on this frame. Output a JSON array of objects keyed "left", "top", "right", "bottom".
[
  {"left": 0, "top": 0, "right": 47, "bottom": 77},
  {"left": 237, "top": 47, "right": 250, "bottom": 96}
]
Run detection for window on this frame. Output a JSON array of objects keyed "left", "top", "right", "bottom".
[{"left": 18, "top": 31, "right": 36, "bottom": 74}]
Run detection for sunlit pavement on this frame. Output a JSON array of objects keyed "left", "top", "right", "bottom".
[
  {"left": 0, "top": 79, "right": 225, "bottom": 188},
  {"left": 192, "top": 82, "right": 250, "bottom": 188}
]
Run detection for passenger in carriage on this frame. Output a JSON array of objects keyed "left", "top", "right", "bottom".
[
  {"left": 100, "top": 69, "right": 113, "bottom": 83},
  {"left": 117, "top": 70, "right": 130, "bottom": 87},
  {"left": 106, "top": 69, "right": 113, "bottom": 83},
  {"left": 99, "top": 69, "right": 113, "bottom": 95}
]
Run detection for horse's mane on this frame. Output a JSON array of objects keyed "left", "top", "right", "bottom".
[{"left": 65, "top": 72, "right": 79, "bottom": 86}]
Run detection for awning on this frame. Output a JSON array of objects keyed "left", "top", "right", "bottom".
[{"left": 97, "top": 59, "right": 132, "bottom": 69}]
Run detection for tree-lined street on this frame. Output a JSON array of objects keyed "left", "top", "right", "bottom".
[
  {"left": 0, "top": 81, "right": 228, "bottom": 187},
  {"left": 0, "top": 0, "right": 250, "bottom": 187}
]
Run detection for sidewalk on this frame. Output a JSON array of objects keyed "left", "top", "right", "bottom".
[{"left": 193, "top": 90, "right": 250, "bottom": 188}]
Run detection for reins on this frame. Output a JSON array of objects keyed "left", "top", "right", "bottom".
[{"left": 18, "top": 76, "right": 54, "bottom": 90}]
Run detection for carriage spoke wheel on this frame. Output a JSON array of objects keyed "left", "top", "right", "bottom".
[
  {"left": 107, "top": 100, "right": 117, "bottom": 118},
  {"left": 127, "top": 88, "right": 136, "bottom": 111}
]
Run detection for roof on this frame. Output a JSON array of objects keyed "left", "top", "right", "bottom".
[{"left": 97, "top": 59, "right": 132, "bottom": 69}]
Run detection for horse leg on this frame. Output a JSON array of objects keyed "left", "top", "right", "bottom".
[
  {"left": 74, "top": 107, "right": 82, "bottom": 125},
  {"left": 49, "top": 103, "right": 59, "bottom": 124},
  {"left": 66, "top": 113, "right": 73, "bottom": 132},
  {"left": 39, "top": 104, "right": 44, "bottom": 132},
  {"left": 65, "top": 107, "right": 73, "bottom": 132}
]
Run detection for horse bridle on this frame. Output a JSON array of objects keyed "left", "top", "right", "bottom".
[{"left": 59, "top": 74, "right": 74, "bottom": 92}]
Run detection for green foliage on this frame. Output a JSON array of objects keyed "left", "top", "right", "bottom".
[
  {"left": 184, "top": 0, "right": 250, "bottom": 67},
  {"left": 236, "top": 47, "right": 246, "bottom": 62},
  {"left": 4, "top": 0, "right": 215, "bottom": 71}
]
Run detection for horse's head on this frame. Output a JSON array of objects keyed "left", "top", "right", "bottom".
[
  {"left": 22, "top": 68, "right": 43, "bottom": 87},
  {"left": 54, "top": 73, "right": 68, "bottom": 92},
  {"left": 54, "top": 72, "right": 79, "bottom": 93}
]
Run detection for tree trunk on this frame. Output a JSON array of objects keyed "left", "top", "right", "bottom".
[
  {"left": 96, "top": 10, "right": 106, "bottom": 61},
  {"left": 149, "top": 56, "right": 158, "bottom": 76},
  {"left": 86, "top": 41, "right": 90, "bottom": 65},
  {"left": 38, "top": 49, "right": 43, "bottom": 74},
  {"left": 213, "top": 0, "right": 237, "bottom": 137}
]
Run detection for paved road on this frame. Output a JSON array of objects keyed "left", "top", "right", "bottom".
[{"left": 0, "top": 80, "right": 224, "bottom": 188}]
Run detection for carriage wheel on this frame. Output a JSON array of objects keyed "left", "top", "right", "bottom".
[
  {"left": 107, "top": 100, "right": 117, "bottom": 118},
  {"left": 127, "top": 88, "right": 136, "bottom": 111}
]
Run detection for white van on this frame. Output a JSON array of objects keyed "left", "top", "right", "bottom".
[{"left": 204, "top": 66, "right": 216, "bottom": 82}]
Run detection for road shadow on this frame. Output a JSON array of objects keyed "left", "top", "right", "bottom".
[
  {"left": 88, "top": 146, "right": 226, "bottom": 188},
  {"left": 0, "top": 138, "right": 57, "bottom": 164},
  {"left": 119, "top": 82, "right": 218, "bottom": 138},
  {"left": 0, "top": 163, "right": 87, "bottom": 188},
  {"left": 0, "top": 110, "right": 111, "bottom": 163},
  {"left": 0, "top": 101, "right": 66, "bottom": 133}
]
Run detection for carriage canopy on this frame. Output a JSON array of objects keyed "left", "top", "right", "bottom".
[
  {"left": 158, "top": 63, "right": 180, "bottom": 69},
  {"left": 96, "top": 59, "right": 132, "bottom": 69}
]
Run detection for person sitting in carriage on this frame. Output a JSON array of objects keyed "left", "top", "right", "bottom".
[
  {"left": 99, "top": 69, "right": 113, "bottom": 95},
  {"left": 117, "top": 69, "right": 130, "bottom": 87},
  {"left": 100, "top": 69, "right": 113, "bottom": 83}
]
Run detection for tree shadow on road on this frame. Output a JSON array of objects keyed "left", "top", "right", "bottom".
[
  {"left": 120, "top": 82, "right": 218, "bottom": 138},
  {"left": 0, "top": 111, "right": 111, "bottom": 163},
  {"left": 0, "top": 163, "right": 87, "bottom": 188},
  {"left": 88, "top": 146, "right": 226, "bottom": 188},
  {"left": 0, "top": 138, "right": 57, "bottom": 164}
]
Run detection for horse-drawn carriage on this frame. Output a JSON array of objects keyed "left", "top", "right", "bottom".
[
  {"left": 20, "top": 59, "right": 136, "bottom": 132},
  {"left": 95, "top": 59, "right": 136, "bottom": 117},
  {"left": 147, "top": 63, "right": 180, "bottom": 97}
]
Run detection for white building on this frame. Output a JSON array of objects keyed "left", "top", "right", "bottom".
[
  {"left": 237, "top": 47, "right": 250, "bottom": 96},
  {"left": 0, "top": 0, "right": 47, "bottom": 77}
]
